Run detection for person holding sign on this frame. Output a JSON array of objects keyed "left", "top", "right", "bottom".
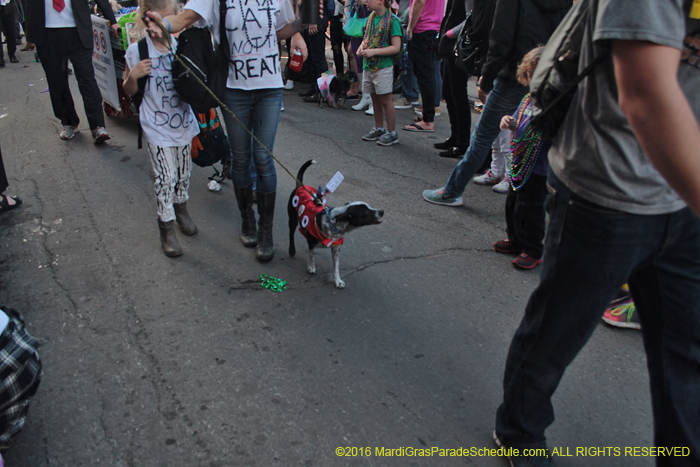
[
  {"left": 25, "top": 0, "right": 118, "bottom": 142},
  {"left": 145, "top": 0, "right": 315, "bottom": 262}
]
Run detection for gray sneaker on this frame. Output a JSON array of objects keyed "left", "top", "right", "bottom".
[
  {"left": 362, "top": 127, "right": 385, "bottom": 141},
  {"left": 60, "top": 125, "right": 76, "bottom": 140},
  {"left": 377, "top": 131, "right": 398, "bottom": 146},
  {"left": 422, "top": 187, "right": 463, "bottom": 206},
  {"left": 92, "top": 126, "right": 110, "bottom": 144}
]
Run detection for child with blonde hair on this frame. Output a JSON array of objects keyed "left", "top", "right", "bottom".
[
  {"left": 122, "top": 0, "right": 200, "bottom": 257},
  {"left": 491, "top": 46, "right": 550, "bottom": 270},
  {"left": 357, "top": 0, "right": 402, "bottom": 146}
]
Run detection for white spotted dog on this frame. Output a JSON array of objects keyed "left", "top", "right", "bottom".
[{"left": 287, "top": 160, "right": 384, "bottom": 288}]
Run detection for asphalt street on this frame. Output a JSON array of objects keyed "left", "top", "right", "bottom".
[{"left": 0, "top": 46, "right": 654, "bottom": 467}]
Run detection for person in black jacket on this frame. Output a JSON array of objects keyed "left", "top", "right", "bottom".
[
  {"left": 422, "top": 0, "right": 570, "bottom": 206},
  {"left": 25, "top": 0, "right": 118, "bottom": 143},
  {"left": 434, "top": 0, "right": 486, "bottom": 158}
]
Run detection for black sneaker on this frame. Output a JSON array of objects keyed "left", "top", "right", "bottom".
[
  {"left": 433, "top": 138, "right": 456, "bottom": 150},
  {"left": 438, "top": 147, "right": 466, "bottom": 158},
  {"left": 0, "top": 57, "right": 5, "bottom": 68},
  {"left": 9, "top": 55, "right": 18, "bottom": 64},
  {"left": 298, "top": 88, "right": 315, "bottom": 98}
]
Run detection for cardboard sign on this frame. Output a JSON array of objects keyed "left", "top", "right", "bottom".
[{"left": 91, "top": 15, "right": 120, "bottom": 111}]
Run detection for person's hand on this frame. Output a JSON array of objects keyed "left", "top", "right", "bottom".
[
  {"left": 406, "top": 27, "right": 413, "bottom": 41},
  {"left": 290, "top": 32, "right": 308, "bottom": 62},
  {"left": 500, "top": 115, "right": 514, "bottom": 131},
  {"left": 308, "top": 24, "right": 318, "bottom": 35},
  {"left": 144, "top": 10, "right": 166, "bottom": 40},
  {"left": 110, "top": 23, "right": 120, "bottom": 37},
  {"left": 358, "top": 47, "right": 374, "bottom": 58},
  {"left": 130, "top": 59, "right": 153, "bottom": 79}
]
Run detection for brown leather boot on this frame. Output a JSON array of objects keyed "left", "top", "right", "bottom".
[
  {"left": 233, "top": 184, "right": 258, "bottom": 247},
  {"left": 158, "top": 219, "right": 183, "bottom": 257},
  {"left": 255, "top": 191, "right": 275, "bottom": 261},
  {"left": 173, "top": 202, "right": 198, "bottom": 235}
]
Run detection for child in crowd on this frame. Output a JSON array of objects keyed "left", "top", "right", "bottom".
[
  {"left": 491, "top": 46, "right": 549, "bottom": 270},
  {"left": 473, "top": 128, "right": 511, "bottom": 194},
  {"left": 357, "top": 0, "right": 402, "bottom": 146},
  {"left": 122, "top": 0, "right": 200, "bottom": 257}
]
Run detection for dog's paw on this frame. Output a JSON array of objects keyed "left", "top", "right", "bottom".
[
  {"left": 307, "top": 265, "right": 316, "bottom": 274},
  {"left": 335, "top": 278, "right": 346, "bottom": 289}
]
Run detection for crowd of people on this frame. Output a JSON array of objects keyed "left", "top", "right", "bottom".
[{"left": 2, "top": 0, "right": 700, "bottom": 465}]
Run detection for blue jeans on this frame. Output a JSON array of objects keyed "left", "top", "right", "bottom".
[
  {"left": 433, "top": 58, "right": 442, "bottom": 107},
  {"left": 400, "top": 62, "right": 419, "bottom": 102},
  {"left": 496, "top": 170, "right": 700, "bottom": 464},
  {"left": 444, "top": 77, "right": 526, "bottom": 196},
  {"left": 222, "top": 88, "right": 282, "bottom": 194}
]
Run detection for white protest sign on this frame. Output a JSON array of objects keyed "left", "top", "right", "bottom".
[{"left": 91, "top": 15, "right": 120, "bottom": 111}]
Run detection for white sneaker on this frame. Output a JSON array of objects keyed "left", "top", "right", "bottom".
[
  {"left": 492, "top": 178, "right": 511, "bottom": 194},
  {"left": 283, "top": 80, "right": 294, "bottom": 90},
  {"left": 473, "top": 170, "right": 501, "bottom": 186},
  {"left": 60, "top": 125, "right": 76, "bottom": 140},
  {"left": 365, "top": 105, "right": 374, "bottom": 115}
]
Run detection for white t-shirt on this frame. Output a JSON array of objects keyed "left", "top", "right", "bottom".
[
  {"left": 185, "top": 0, "right": 296, "bottom": 90},
  {"left": 125, "top": 36, "right": 199, "bottom": 147}
]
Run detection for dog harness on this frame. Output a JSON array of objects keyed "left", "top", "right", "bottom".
[{"left": 292, "top": 186, "right": 344, "bottom": 247}]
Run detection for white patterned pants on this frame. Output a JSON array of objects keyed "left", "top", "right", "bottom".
[{"left": 147, "top": 144, "right": 192, "bottom": 222}]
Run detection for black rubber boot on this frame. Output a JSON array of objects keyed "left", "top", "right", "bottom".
[
  {"left": 158, "top": 219, "right": 183, "bottom": 257},
  {"left": 174, "top": 202, "right": 198, "bottom": 235},
  {"left": 255, "top": 191, "right": 276, "bottom": 262},
  {"left": 233, "top": 184, "right": 258, "bottom": 247}
]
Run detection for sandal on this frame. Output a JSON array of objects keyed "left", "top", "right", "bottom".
[
  {"left": 0, "top": 195, "right": 22, "bottom": 216},
  {"left": 402, "top": 122, "right": 434, "bottom": 132}
]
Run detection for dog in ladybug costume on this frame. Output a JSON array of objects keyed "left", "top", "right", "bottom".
[{"left": 287, "top": 160, "right": 384, "bottom": 288}]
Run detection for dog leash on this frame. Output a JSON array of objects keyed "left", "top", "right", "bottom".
[{"left": 151, "top": 21, "right": 325, "bottom": 208}]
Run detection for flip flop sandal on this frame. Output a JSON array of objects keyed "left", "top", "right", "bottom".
[
  {"left": 0, "top": 195, "right": 22, "bottom": 216},
  {"left": 402, "top": 122, "right": 434, "bottom": 132}
]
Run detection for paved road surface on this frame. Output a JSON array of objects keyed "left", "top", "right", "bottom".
[{"left": 0, "top": 47, "right": 653, "bottom": 466}]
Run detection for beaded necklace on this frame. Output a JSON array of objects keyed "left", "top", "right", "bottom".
[
  {"left": 510, "top": 94, "right": 545, "bottom": 191},
  {"left": 362, "top": 10, "right": 392, "bottom": 71}
]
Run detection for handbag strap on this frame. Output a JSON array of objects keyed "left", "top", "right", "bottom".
[{"left": 219, "top": 0, "right": 231, "bottom": 62}]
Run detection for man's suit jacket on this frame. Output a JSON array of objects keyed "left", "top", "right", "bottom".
[{"left": 26, "top": 0, "right": 117, "bottom": 49}]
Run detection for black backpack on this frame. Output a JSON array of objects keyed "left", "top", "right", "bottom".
[{"left": 171, "top": 0, "right": 230, "bottom": 113}]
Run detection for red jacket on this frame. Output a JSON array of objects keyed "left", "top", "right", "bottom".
[{"left": 292, "top": 186, "right": 344, "bottom": 247}]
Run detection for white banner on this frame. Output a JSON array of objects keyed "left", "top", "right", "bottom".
[{"left": 91, "top": 15, "right": 120, "bottom": 111}]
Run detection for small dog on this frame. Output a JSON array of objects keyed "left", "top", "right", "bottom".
[
  {"left": 288, "top": 160, "right": 384, "bottom": 288},
  {"left": 318, "top": 71, "right": 359, "bottom": 109}
]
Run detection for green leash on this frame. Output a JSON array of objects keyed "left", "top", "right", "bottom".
[{"left": 260, "top": 274, "right": 287, "bottom": 292}]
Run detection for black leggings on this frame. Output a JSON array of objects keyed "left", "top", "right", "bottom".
[
  {"left": 0, "top": 145, "right": 9, "bottom": 194},
  {"left": 505, "top": 173, "right": 547, "bottom": 259}
]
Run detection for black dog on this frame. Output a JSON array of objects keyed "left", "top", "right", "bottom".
[
  {"left": 319, "top": 71, "right": 359, "bottom": 109},
  {"left": 288, "top": 160, "right": 384, "bottom": 288}
]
